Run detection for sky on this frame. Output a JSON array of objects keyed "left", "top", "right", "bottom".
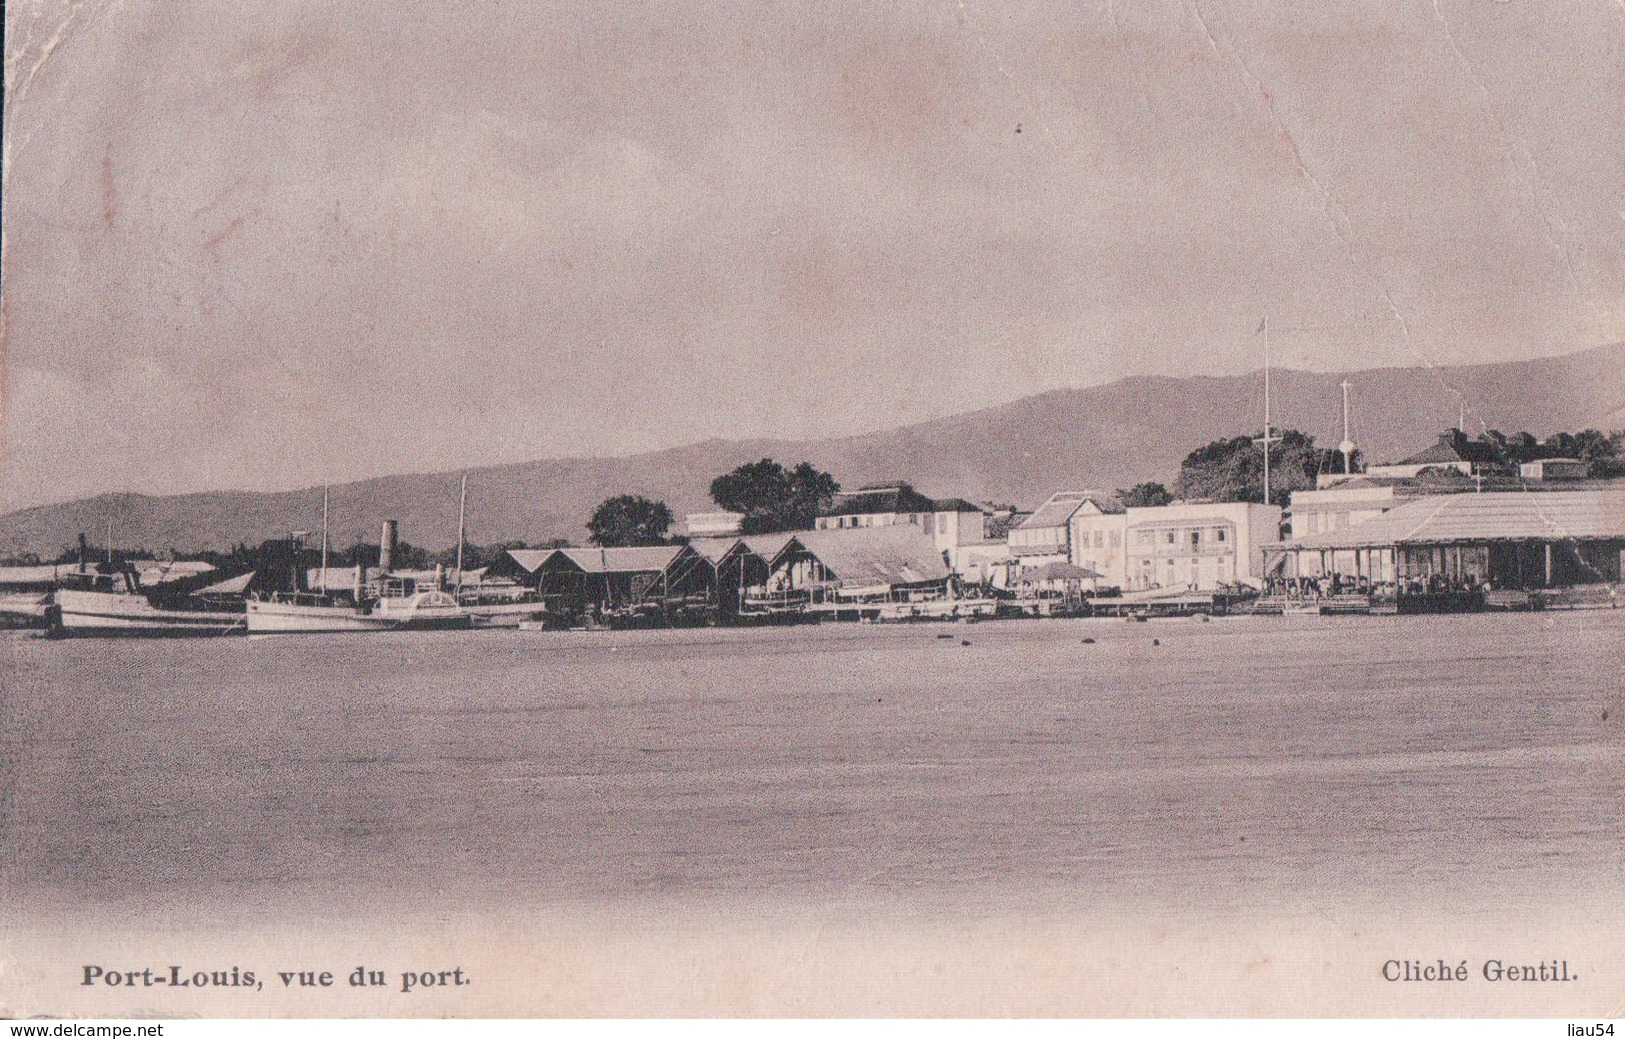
[{"left": 3, "top": 0, "right": 1622, "bottom": 510}]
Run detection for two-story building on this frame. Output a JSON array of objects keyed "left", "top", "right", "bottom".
[
  {"left": 1122, "top": 501, "right": 1282, "bottom": 591},
  {"left": 1068, "top": 497, "right": 1130, "bottom": 589},
  {"left": 814, "top": 484, "right": 992, "bottom": 571},
  {"left": 1287, "top": 477, "right": 1443, "bottom": 576},
  {"left": 1008, "top": 491, "right": 1116, "bottom": 566}
]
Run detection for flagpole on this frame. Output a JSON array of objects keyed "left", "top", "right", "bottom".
[{"left": 1263, "top": 315, "right": 1272, "bottom": 506}]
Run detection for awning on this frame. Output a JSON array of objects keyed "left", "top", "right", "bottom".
[{"left": 1018, "top": 561, "right": 1104, "bottom": 582}]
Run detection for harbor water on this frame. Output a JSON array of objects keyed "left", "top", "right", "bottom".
[{"left": 2, "top": 611, "right": 1621, "bottom": 1014}]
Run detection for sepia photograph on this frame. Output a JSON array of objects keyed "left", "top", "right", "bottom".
[{"left": 2, "top": 0, "right": 1622, "bottom": 1022}]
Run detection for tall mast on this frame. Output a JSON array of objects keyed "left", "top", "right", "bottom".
[
  {"left": 1339, "top": 380, "right": 1355, "bottom": 475},
  {"left": 455, "top": 473, "right": 468, "bottom": 596},
  {"left": 1263, "top": 315, "right": 1272, "bottom": 504},
  {"left": 106, "top": 519, "right": 113, "bottom": 564},
  {"left": 319, "top": 482, "right": 330, "bottom": 593},
  {"left": 1252, "top": 315, "right": 1281, "bottom": 505}
]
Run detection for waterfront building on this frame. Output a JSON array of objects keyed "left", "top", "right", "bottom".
[
  {"left": 1273, "top": 487, "right": 1624, "bottom": 589},
  {"left": 1008, "top": 491, "right": 1117, "bottom": 566},
  {"left": 766, "top": 525, "right": 951, "bottom": 603},
  {"left": 1067, "top": 497, "right": 1130, "bottom": 589},
  {"left": 504, "top": 545, "right": 715, "bottom": 616},
  {"left": 955, "top": 540, "right": 1016, "bottom": 588},
  {"left": 815, "top": 483, "right": 992, "bottom": 571},
  {"left": 1122, "top": 501, "right": 1282, "bottom": 591},
  {"left": 1287, "top": 477, "right": 1438, "bottom": 544},
  {"left": 686, "top": 534, "right": 790, "bottom": 615}
]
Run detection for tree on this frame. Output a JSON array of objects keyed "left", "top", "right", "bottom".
[
  {"left": 1175, "top": 429, "right": 1332, "bottom": 507},
  {"left": 1117, "top": 482, "right": 1172, "bottom": 508},
  {"left": 1571, "top": 429, "right": 1616, "bottom": 461},
  {"left": 709, "top": 458, "right": 840, "bottom": 533},
  {"left": 1572, "top": 428, "right": 1624, "bottom": 477},
  {"left": 587, "top": 495, "right": 673, "bottom": 547}
]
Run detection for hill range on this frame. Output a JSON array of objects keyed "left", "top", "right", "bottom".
[{"left": 2, "top": 344, "right": 1620, "bottom": 558}]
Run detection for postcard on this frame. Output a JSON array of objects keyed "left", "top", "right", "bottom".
[{"left": 2, "top": 0, "right": 1621, "bottom": 1020}]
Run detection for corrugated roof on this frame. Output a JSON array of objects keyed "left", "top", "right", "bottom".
[
  {"left": 1017, "top": 490, "right": 1122, "bottom": 529},
  {"left": 1281, "top": 488, "right": 1625, "bottom": 550},
  {"left": 506, "top": 549, "right": 560, "bottom": 573},
  {"left": 742, "top": 532, "right": 797, "bottom": 561},
  {"left": 1018, "top": 499, "right": 1085, "bottom": 530},
  {"left": 687, "top": 537, "right": 746, "bottom": 563},
  {"left": 789, "top": 526, "right": 950, "bottom": 587},
  {"left": 557, "top": 545, "right": 689, "bottom": 574}
]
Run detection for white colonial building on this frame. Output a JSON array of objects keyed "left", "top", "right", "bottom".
[
  {"left": 814, "top": 483, "right": 993, "bottom": 572},
  {"left": 1120, "top": 501, "right": 1282, "bottom": 591}
]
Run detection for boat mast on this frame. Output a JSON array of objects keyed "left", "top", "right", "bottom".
[
  {"left": 455, "top": 473, "right": 468, "bottom": 596},
  {"left": 320, "top": 482, "right": 330, "bottom": 594}
]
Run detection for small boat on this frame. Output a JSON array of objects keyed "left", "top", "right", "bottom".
[
  {"left": 51, "top": 569, "right": 245, "bottom": 637},
  {"left": 246, "top": 581, "right": 471, "bottom": 635},
  {"left": 463, "top": 599, "right": 551, "bottom": 628},
  {"left": 247, "top": 486, "right": 478, "bottom": 635}
]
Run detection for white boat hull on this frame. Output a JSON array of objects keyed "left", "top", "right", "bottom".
[
  {"left": 246, "top": 592, "right": 472, "bottom": 634},
  {"left": 54, "top": 589, "right": 246, "bottom": 637},
  {"left": 465, "top": 601, "right": 550, "bottom": 628},
  {"left": 246, "top": 599, "right": 401, "bottom": 633}
]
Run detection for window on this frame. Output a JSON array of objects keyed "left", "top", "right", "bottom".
[
  {"left": 1137, "top": 530, "right": 1154, "bottom": 546},
  {"left": 1216, "top": 527, "right": 1228, "bottom": 542},
  {"left": 1110, "top": 531, "right": 1121, "bottom": 547},
  {"left": 1191, "top": 530, "right": 1201, "bottom": 547},
  {"left": 1094, "top": 530, "right": 1104, "bottom": 548},
  {"left": 937, "top": 514, "right": 948, "bottom": 535},
  {"left": 1164, "top": 530, "right": 1177, "bottom": 545}
]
